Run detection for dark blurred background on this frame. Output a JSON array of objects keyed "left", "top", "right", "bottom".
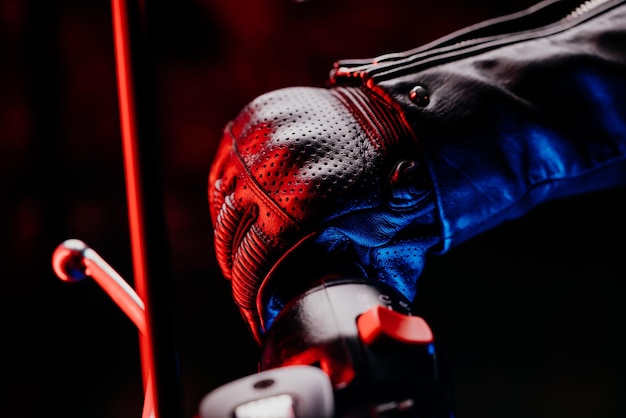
[{"left": 1, "top": 0, "right": 625, "bottom": 417}]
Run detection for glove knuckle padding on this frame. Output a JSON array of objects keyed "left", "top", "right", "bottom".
[{"left": 209, "top": 85, "right": 430, "bottom": 338}]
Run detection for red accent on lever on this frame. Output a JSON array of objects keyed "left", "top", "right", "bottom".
[{"left": 357, "top": 306, "right": 434, "bottom": 345}]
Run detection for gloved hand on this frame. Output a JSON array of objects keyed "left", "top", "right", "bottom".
[{"left": 208, "top": 85, "right": 440, "bottom": 342}]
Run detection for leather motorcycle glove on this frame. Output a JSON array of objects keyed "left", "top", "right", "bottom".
[
  {"left": 208, "top": 86, "right": 440, "bottom": 342},
  {"left": 208, "top": 0, "right": 626, "bottom": 341}
]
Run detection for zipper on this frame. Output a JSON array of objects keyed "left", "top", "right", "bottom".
[
  {"left": 564, "top": 0, "right": 613, "bottom": 19},
  {"left": 331, "top": 0, "right": 625, "bottom": 85}
]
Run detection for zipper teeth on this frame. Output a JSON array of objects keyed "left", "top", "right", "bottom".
[
  {"left": 333, "top": 0, "right": 621, "bottom": 84},
  {"left": 445, "top": 0, "right": 615, "bottom": 51},
  {"left": 564, "top": 0, "right": 612, "bottom": 20}
]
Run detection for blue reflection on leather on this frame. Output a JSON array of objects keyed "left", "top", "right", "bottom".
[
  {"left": 433, "top": 66, "right": 626, "bottom": 251},
  {"left": 579, "top": 71, "right": 626, "bottom": 139},
  {"left": 314, "top": 200, "right": 439, "bottom": 303}
]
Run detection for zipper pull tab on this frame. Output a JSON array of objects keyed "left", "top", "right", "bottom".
[{"left": 330, "top": 59, "right": 378, "bottom": 86}]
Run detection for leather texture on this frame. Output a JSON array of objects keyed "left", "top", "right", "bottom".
[
  {"left": 209, "top": 86, "right": 438, "bottom": 340},
  {"left": 333, "top": 0, "right": 626, "bottom": 251},
  {"left": 210, "top": 0, "right": 626, "bottom": 340}
]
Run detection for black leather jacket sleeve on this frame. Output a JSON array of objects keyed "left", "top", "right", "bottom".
[
  {"left": 332, "top": 0, "right": 626, "bottom": 253},
  {"left": 209, "top": 0, "right": 626, "bottom": 338}
]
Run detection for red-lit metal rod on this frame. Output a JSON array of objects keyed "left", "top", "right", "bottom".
[
  {"left": 111, "top": 0, "right": 152, "bottom": 395},
  {"left": 111, "top": 0, "right": 182, "bottom": 417}
]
